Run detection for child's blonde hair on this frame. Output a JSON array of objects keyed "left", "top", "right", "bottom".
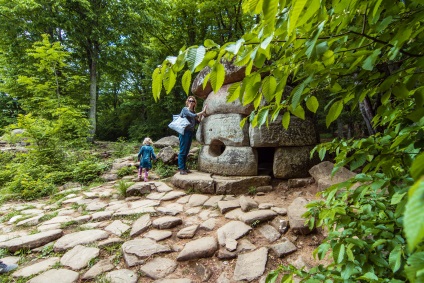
[{"left": 143, "top": 137, "right": 153, "bottom": 145}]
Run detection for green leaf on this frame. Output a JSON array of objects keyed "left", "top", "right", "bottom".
[
  {"left": 261, "top": 34, "right": 274, "bottom": 51},
  {"left": 306, "top": 21, "right": 325, "bottom": 59},
  {"left": 243, "top": 74, "right": 261, "bottom": 105},
  {"left": 326, "top": 100, "right": 344, "bottom": 128},
  {"left": 306, "top": 95, "right": 319, "bottom": 113},
  {"left": 322, "top": 49, "right": 335, "bottom": 66},
  {"left": 202, "top": 72, "right": 211, "bottom": 90},
  {"left": 242, "top": 0, "right": 263, "bottom": 14},
  {"left": 391, "top": 192, "right": 407, "bottom": 205},
  {"left": 187, "top": 46, "right": 206, "bottom": 72},
  {"left": 288, "top": 0, "right": 308, "bottom": 36},
  {"left": 163, "top": 69, "right": 176, "bottom": 94},
  {"left": 282, "top": 111, "right": 290, "bottom": 130},
  {"left": 389, "top": 244, "right": 402, "bottom": 273},
  {"left": 291, "top": 75, "right": 313, "bottom": 109},
  {"left": 226, "top": 38, "right": 245, "bottom": 54},
  {"left": 263, "top": 0, "right": 278, "bottom": 31},
  {"left": 358, "top": 272, "right": 379, "bottom": 281},
  {"left": 262, "top": 76, "right": 277, "bottom": 102},
  {"left": 152, "top": 67, "right": 162, "bottom": 101},
  {"left": 204, "top": 39, "right": 218, "bottom": 48},
  {"left": 392, "top": 83, "right": 410, "bottom": 99},
  {"left": 405, "top": 252, "right": 424, "bottom": 283},
  {"left": 404, "top": 178, "right": 424, "bottom": 251},
  {"left": 181, "top": 70, "right": 192, "bottom": 95},
  {"left": 257, "top": 107, "right": 269, "bottom": 127},
  {"left": 316, "top": 242, "right": 331, "bottom": 260},
  {"left": 227, "top": 82, "right": 241, "bottom": 103},
  {"left": 362, "top": 49, "right": 381, "bottom": 71},
  {"left": 332, "top": 243, "right": 345, "bottom": 264},
  {"left": 240, "top": 116, "right": 248, "bottom": 128},
  {"left": 297, "top": 0, "right": 320, "bottom": 27},
  {"left": 265, "top": 269, "right": 279, "bottom": 283},
  {"left": 290, "top": 105, "right": 305, "bottom": 120},
  {"left": 210, "top": 62, "right": 225, "bottom": 93},
  {"left": 411, "top": 152, "right": 424, "bottom": 180}
]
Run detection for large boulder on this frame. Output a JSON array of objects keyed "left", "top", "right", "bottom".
[
  {"left": 196, "top": 114, "right": 250, "bottom": 146},
  {"left": 202, "top": 84, "right": 254, "bottom": 115},
  {"left": 198, "top": 146, "right": 257, "bottom": 176},
  {"left": 308, "top": 161, "right": 356, "bottom": 191},
  {"left": 249, "top": 115, "right": 318, "bottom": 147},
  {"left": 154, "top": 136, "right": 179, "bottom": 148},
  {"left": 171, "top": 171, "right": 215, "bottom": 194},
  {"left": 214, "top": 175, "right": 271, "bottom": 195},
  {"left": 273, "top": 146, "right": 319, "bottom": 179},
  {"left": 157, "top": 146, "right": 177, "bottom": 164},
  {"left": 191, "top": 61, "right": 246, "bottom": 98}
]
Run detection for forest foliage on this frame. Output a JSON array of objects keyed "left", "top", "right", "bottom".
[
  {"left": 0, "top": 0, "right": 251, "bottom": 197},
  {"left": 152, "top": 0, "right": 424, "bottom": 282}
]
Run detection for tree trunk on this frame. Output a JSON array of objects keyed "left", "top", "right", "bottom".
[
  {"left": 88, "top": 47, "right": 98, "bottom": 142},
  {"left": 359, "top": 97, "right": 376, "bottom": 136}
]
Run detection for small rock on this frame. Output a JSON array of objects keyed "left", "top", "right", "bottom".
[{"left": 152, "top": 216, "right": 183, "bottom": 229}]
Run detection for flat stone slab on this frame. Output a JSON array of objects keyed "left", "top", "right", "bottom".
[
  {"left": 270, "top": 237, "right": 298, "bottom": 257},
  {"left": 92, "top": 211, "right": 113, "bottom": 221},
  {"left": 171, "top": 172, "right": 215, "bottom": 194},
  {"left": 130, "top": 214, "right": 151, "bottom": 237},
  {"left": 0, "top": 229, "right": 63, "bottom": 252},
  {"left": 239, "top": 210, "right": 278, "bottom": 225},
  {"left": 113, "top": 199, "right": 160, "bottom": 216},
  {"left": 122, "top": 238, "right": 172, "bottom": 258},
  {"left": 12, "top": 257, "right": 60, "bottom": 278},
  {"left": 217, "top": 200, "right": 240, "bottom": 214},
  {"left": 199, "top": 218, "right": 216, "bottom": 231},
  {"left": 233, "top": 247, "right": 268, "bottom": 281},
  {"left": 153, "top": 279, "right": 192, "bottom": 283},
  {"left": 140, "top": 257, "right": 177, "bottom": 279},
  {"left": 86, "top": 201, "right": 108, "bottom": 211},
  {"left": 82, "top": 259, "right": 114, "bottom": 280},
  {"left": 145, "top": 230, "right": 173, "bottom": 241},
  {"left": 157, "top": 203, "right": 184, "bottom": 216},
  {"left": 258, "top": 224, "right": 281, "bottom": 243},
  {"left": 161, "top": 191, "right": 187, "bottom": 201},
  {"left": 203, "top": 195, "right": 224, "bottom": 207},
  {"left": 16, "top": 214, "right": 45, "bottom": 226},
  {"left": 27, "top": 269, "right": 79, "bottom": 283},
  {"left": 154, "top": 182, "right": 174, "bottom": 192},
  {"left": 177, "top": 236, "right": 218, "bottom": 261},
  {"left": 177, "top": 225, "right": 198, "bottom": 239},
  {"left": 53, "top": 229, "right": 109, "bottom": 252},
  {"left": 60, "top": 245, "right": 100, "bottom": 270},
  {"left": 106, "top": 269, "right": 138, "bottom": 283},
  {"left": 217, "top": 221, "right": 252, "bottom": 246},
  {"left": 288, "top": 197, "right": 313, "bottom": 235},
  {"left": 104, "top": 220, "right": 130, "bottom": 236},
  {"left": 188, "top": 194, "right": 210, "bottom": 207},
  {"left": 214, "top": 175, "right": 271, "bottom": 195},
  {"left": 239, "top": 196, "right": 258, "bottom": 212},
  {"left": 152, "top": 216, "right": 183, "bottom": 229}
]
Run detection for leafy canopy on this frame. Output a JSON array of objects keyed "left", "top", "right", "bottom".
[{"left": 153, "top": 0, "right": 424, "bottom": 281}]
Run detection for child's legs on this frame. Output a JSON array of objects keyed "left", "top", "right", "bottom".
[{"left": 138, "top": 167, "right": 143, "bottom": 176}]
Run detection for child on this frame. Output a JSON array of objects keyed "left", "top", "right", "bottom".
[{"left": 137, "top": 137, "right": 157, "bottom": 182}]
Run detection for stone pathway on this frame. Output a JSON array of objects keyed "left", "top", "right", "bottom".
[{"left": 0, "top": 172, "right": 325, "bottom": 282}]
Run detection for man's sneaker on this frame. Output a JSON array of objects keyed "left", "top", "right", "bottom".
[
  {"left": 0, "top": 261, "right": 18, "bottom": 274},
  {"left": 180, "top": 170, "right": 188, "bottom": 175}
]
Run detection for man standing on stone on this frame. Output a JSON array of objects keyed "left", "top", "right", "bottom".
[{"left": 177, "top": 96, "right": 206, "bottom": 175}]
